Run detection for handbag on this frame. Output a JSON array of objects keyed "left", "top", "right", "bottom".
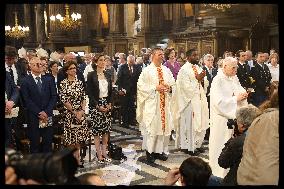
[{"left": 108, "top": 143, "right": 127, "bottom": 160}]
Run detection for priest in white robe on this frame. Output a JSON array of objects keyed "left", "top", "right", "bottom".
[
  {"left": 136, "top": 48, "right": 176, "bottom": 164},
  {"left": 173, "top": 49, "right": 209, "bottom": 155},
  {"left": 209, "top": 57, "right": 248, "bottom": 178}
]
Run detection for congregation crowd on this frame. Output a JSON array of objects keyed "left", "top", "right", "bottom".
[{"left": 5, "top": 44, "right": 279, "bottom": 185}]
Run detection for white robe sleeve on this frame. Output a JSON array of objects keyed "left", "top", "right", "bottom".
[
  {"left": 136, "top": 68, "right": 156, "bottom": 126},
  {"left": 211, "top": 77, "right": 238, "bottom": 119}
]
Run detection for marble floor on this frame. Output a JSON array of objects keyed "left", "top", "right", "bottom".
[{"left": 75, "top": 123, "right": 209, "bottom": 186}]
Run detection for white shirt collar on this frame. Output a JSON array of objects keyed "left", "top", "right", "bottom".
[
  {"left": 5, "top": 62, "right": 15, "bottom": 69},
  {"left": 205, "top": 65, "right": 212, "bottom": 71},
  {"left": 31, "top": 73, "right": 42, "bottom": 81}
]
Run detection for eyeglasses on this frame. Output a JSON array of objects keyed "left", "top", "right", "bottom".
[{"left": 68, "top": 67, "right": 76, "bottom": 70}]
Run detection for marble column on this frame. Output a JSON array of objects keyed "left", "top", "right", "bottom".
[
  {"left": 141, "top": 4, "right": 150, "bottom": 32},
  {"left": 173, "top": 4, "right": 181, "bottom": 31},
  {"left": 48, "top": 4, "right": 65, "bottom": 41},
  {"left": 213, "top": 32, "right": 218, "bottom": 57},
  {"left": 109, "top": 4, "right": 121, "bottom": 34},
  {"left": 23, "top": 4, "right": 34, "bottom": 43},
  {"left": 162, "top": 4, "right": 173, "bottom": 21},
  {"left": 35, "top": 4, "right": 46, "bottom": 44}
]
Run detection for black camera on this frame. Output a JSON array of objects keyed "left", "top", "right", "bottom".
[
  {"left": 5, "top": 148, "right": 78, "bottom": 184},
  {"left": 227, "top": 119, "right": 237, "bottom": 129}
]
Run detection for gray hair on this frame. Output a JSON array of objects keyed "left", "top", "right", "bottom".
[
  {"left": 223, "top": 57, "right": 237, "bottom": 67},
  {"left": 203, "top": 54, "right": 214, "bottom": 61},
  {"left": 236, "top": 104, "right": 261, "bottom": 128}
]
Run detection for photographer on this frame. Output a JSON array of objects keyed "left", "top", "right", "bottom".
[
  {"left": 237, "top": 89, "right": 279, "bottom": 185},
  {"left": 218, "top": 104, "right": 261, "bottom": 185}
]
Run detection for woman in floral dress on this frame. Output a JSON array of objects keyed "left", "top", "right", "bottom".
[{"left": 58, "top": 61, "right": 89, "bottom": 166}]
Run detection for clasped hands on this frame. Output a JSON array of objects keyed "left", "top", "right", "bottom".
[
  {"left": 156, "top": 83, "right": 171, "bottom": 93},
  {"left": 236, "top": 92, "right": 248, "bottom": 102},
  {"left": 97, "top": 104, "right": 111, "bottom": 113},
  {"left": 72, "top": 110, "right": 85, "bottom": 121},
  {"left": 38, "top": 111, "right": 48, "bottom": 123},
  {"left": 195, "top": 70, "right": 206, "bottom": 82},
  {"left": 5, "top": 101, "right": 14, "bottom": 114}
]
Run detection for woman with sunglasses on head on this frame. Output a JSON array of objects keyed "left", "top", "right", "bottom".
[{"left": 58, "top": 61, "right": 89, "bottom": 168}]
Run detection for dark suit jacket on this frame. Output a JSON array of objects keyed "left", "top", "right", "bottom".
[
  {"left": 203, "top": 66, "right": 217, "bottom": 97},
  {"left": 112, "top": 59, "right": 119, "bottom": 71},
  {"left": 14, "top": 60, "right": 28, "bottom": 86},
  {"left": 57, "top": 67, "right": 86, "bottom": 91},
  {"left": 78, "top": 62, "right": 87, "bottom": 73},
  {"left": 237, "top": 62, "right": 251, "bottom": 90},
  {"left": 250, "top": 62, "right": 272, "bottom": 95},
  {"left": 116, "top": 64, "right": 142, "bottom": 96},
  {"left": 5, "top": 71, "right": 19, "bottom": 104},
  {"left": 87, "top": 70, "right": 112, "bottom": 108},
  {"left": 20, "top": 74, "right": 57, "bottom": 117}
]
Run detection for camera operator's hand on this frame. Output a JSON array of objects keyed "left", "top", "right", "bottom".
[
  {"left": 118, "top": 90, "right": 125, "bottom": 96},
  {"left": 164, "top": 167, "right": 181, "bottom": 185},
  {"left": 18, "top": 178, "right": 41, "bottom": 185},
  {"left": 5, "top": 167, "right": 17, "bottom": 185}
]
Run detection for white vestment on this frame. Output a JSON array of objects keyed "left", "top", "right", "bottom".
[
  {"left": 209, "top": 69, "right": 248, "bottom": 178},
  {"left": 173, "top": 62, "right": 209, "bottom": 152},
  {"left": 137, "top": 63, "right": 176, "bottom": 154}
]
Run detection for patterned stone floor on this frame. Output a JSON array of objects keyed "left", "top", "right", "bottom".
[{"left": 75, "top": 123, "right": 209, "bottom": 186}]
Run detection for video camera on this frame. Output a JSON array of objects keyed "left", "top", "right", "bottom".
[
  {"left": 5, "top": 148, "right": 78, "bottom": 184},
  {"left": 227, "top": 119, "right": 237, "bottom": 129}
]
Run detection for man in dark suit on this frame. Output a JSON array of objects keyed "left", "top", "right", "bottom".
[
  {"left": 5, "top": 71, "right": 19, "bottom": 148},
  {"left": 250, "top": 52, "right": 272, "bottom": 107},
  {"left": 116, "top": 55, "right": 142, "bottom": 128},
  {"left": 78, "top": 53, "right": 92, "bottom": 73},
  {"left": 20, "top": 57, "right": 57, "bottom": 153},
  {"left": 235, "top": 50, "right": 251, "bottom": 90},
  {"left": 5, "top": 46, "right": 28, "bottom": 150},
  {"left": 235, "top": 50, "right": 254, "bottom": 104},
  {"left": 202, "top": 54, "right": 217, "bottom": 141}
]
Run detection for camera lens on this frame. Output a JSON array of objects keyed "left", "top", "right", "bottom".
[{"left": 6, "top": 148, "right": 78, "bottom": 184}]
